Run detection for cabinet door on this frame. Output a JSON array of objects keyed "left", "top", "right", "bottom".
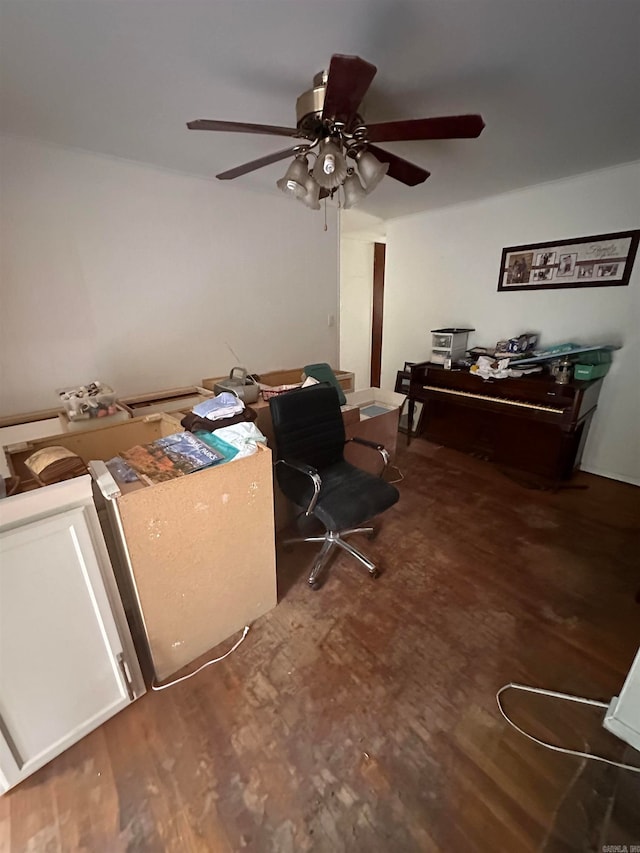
[{"left": 0, "top": 506, "right": 134, "bottom": 792}]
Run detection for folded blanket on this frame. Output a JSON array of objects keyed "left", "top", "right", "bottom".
[{"left": 181, "top": 407, "right": 257, "bottom": 434}]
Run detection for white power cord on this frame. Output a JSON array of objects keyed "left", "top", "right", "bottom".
[
  {"left": 151, "top": 625, "right": 250, "bottom": 691},
  {"left": 496, "top": 682, "right": 640, "bottom": 773},
  {"left": 386, "top": 464, "right": 404, "bottom": 485}
]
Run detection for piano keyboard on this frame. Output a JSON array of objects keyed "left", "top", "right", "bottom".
[{"left": 422, "top": 385, "right": 565, "bottom": 414}]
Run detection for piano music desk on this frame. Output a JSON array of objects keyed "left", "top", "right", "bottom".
[{"left": 408, "top": 362, "right": 603, "bottom": 484}]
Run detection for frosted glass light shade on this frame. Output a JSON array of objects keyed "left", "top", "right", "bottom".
[
  {"left": 342, "top": 172, "right": 367, "bottom": 209},
  {"left": 276, "top": 156, "right": 308, "bottom": 199},
  {"left": 356, "top": 150, "right": 389, "bottom": 193},
  {"left": 300, "top": 174, "right": 321, "bottom": 210},
  {"left": 312, "top": 140, "right": 348, "bottom": 189}
]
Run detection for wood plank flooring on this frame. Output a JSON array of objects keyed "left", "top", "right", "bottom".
[{"left": 2, "top": 440, "right": 639, "bottom": 852}]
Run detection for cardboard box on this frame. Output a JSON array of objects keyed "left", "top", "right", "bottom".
[
  {"left": 202, "top": 367, "right": 355, "bottom": 395},
  {"left": 5, "top": 412, "right": 184, "bottom": 485},
  {"left": 1, "top": 405, "right": 131, "bottom": 480},
  {"left": 0, "top": 416, "right": 62, "bottom": 480},
  {"left": 119, "top": 386, "right": 214, "bottom": 417},
  {"left": 5, "top": 414, "right": 277, "bottom": 680},
  {"left": 344, "top": 388, "right": 406, "bottom": 425},
  {"left": 343, "top": 387, "right": 406, "bottom": 475}
]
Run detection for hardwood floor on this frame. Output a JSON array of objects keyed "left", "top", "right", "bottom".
[{"left": 2, "top": 440, "right": 639, "bottom": 852}]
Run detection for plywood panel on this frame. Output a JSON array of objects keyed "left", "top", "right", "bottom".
[{"left": 117, "top": 445, "right": 277, "bottom": 681}]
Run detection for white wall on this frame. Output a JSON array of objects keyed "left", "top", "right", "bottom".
[
  {"left": 0, "top": 135, "right": 339, "bottom": 414},
  {"left": 339, "top": 238, "right": 373, "bottom": 390},
  {"left": 382, "top": 162, "right": 640, "bottom": 483},
  {"left": 339, "top": 209, "right": 387, "bottom": 390}
]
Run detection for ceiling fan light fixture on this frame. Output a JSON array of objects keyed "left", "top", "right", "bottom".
[
  {"left": 342, "top": 172, "right": 367, "bottom": 209},
  {"left": 300, "top": 174, "right": 321, "bottom": 210},
  {"left": 276, "top": 155, "right": 309, "bottom": 199},
  {"left": 312, "top": 139, "right": 348, "bottom": 189},
  {"left": 356, "top": 149, "right": 389, "bottom": 193}
]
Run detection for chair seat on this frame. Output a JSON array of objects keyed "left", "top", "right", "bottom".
[{"left": 286, "top": 460, "right": 399, "bottom": 531}]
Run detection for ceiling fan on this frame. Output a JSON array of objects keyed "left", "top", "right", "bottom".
[{"left": 187, "top": 54, "right": 485, "bottom": 210}]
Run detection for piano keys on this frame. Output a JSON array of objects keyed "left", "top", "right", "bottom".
[{"left": 408, "top": 362, "right": 604, "bottom": 482}]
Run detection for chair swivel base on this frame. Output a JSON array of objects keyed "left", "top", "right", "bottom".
[{"left": 283, "top": 527, "right": 380, "bottom": 589}]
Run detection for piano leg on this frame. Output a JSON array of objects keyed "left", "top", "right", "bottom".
[{"left": 407, "top": 398, "right": 415, "bottom": 446}]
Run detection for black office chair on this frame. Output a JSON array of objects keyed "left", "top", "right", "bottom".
[{"left": 269, "top": 384, "right": 400, "bottom": 589}]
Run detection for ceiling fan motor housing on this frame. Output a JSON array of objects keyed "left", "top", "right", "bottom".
[
  {"left": 295, "top": 70, "right": 363, "bottom": 139},
  {"left": 296, "top": 71, "right": 328, "bottom": 137}
]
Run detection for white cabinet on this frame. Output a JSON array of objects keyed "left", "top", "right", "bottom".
[{"left": 0, "top": 476, "right": 144, "bottom": 793}]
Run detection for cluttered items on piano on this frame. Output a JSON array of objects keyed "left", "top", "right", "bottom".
[
  {"left": 470, "top": 356, "right": 543, "bottom": 381},
  {"left": 468, "top": 342, "right": 617, "bottom": 385},
  {"left": 426, "top": 324, "right": 617, "bottom": 385}
]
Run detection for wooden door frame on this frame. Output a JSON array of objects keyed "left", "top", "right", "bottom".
[{"left": 370, "top": 242, "right": 386, "bottom": 387}]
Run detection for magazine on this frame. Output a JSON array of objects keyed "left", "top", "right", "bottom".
[
  {"left": 105, "top": 456, "right": 141, "bottom": 485},
  {"left": 120, "top": 432, "right": 224, "bottom": 484}
]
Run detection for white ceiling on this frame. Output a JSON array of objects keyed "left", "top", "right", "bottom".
[{"left": 1, "top": 0, "right": 639, "bottom": 220}]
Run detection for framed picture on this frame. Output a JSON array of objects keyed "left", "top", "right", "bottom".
[
  {"left": 497, "top": 229, "right": 640, "bottom": 291},
  {"left": 398, "top": 399, "right": 423, "bottom": 436},
  {"left": 395, "top": 370, "right": 411, "bottom": 395}
]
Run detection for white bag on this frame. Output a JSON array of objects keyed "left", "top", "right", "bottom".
[{"left": 214, "top": 422, "right": 267, "bottom": 459}]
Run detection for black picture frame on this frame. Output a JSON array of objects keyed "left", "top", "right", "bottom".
[
  {"left": 398, "top": 399, "right": 423, "bottom": 436},
  {"left": 395, "top": 370, "right": 411, "bottom": 395},
  {"left": 497, "top": 229, "right": 640, "bottom": 292}
]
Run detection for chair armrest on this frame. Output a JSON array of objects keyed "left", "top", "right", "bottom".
[
  {"left": 275, "top": 458, "right": 322, "bottom": 515},
  {"left": 345, "top": 437, "right": 390, "bottom": 477}
]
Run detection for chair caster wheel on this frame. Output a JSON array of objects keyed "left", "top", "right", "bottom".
[
  {"left": 309, "top": 580, "right": 322, "bottom": 590},
  {"left": 369, "top": 568, "right": 381, "bottom": 580}
]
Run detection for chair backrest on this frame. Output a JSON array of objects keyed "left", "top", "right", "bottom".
[{"left": 269, "top": 384, "right": 346, "bottom": 470}]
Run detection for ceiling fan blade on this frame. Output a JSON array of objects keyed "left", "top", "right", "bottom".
[
  {"left": 322, "top": 54, "right": 377, "bottom": 125},
  {"left": 367, "top": 114, "right": 485, "bottom": 143},
  {"left": 187, "top": 119, "right": 299, "bottom": 137},
  {"left": 367, "top": 144, "right": 430, "bottom": 186},
  {"left": 216, "top": 146, "right": 304, "bottom": 180}
]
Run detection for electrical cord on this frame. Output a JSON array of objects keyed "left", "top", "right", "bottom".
[
  {"left": 151, "top": 625, "right": 250, "bottom": 691},
  {"left": 496, "top": 682, "right": 640, "bottom": 774},
  {"left": 386, "top": 464, "right": 404, "bottom": 484}
]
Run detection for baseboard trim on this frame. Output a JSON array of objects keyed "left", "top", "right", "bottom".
[{"left": 580, "top": 465, "right": 640, "bottom": 487}]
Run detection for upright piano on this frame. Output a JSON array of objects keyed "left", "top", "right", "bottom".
[{"left": 408, "top": 362, "right": 604, "bottom": 482}]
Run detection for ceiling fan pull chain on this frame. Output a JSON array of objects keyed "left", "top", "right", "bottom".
[{"left": 324, "top": 196, "right": 328, "bottom": 232}]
